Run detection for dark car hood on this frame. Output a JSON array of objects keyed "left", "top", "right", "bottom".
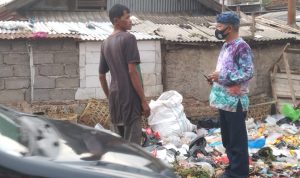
[{"left": 0, "top": 106, "right": 176, "bottom": 178}]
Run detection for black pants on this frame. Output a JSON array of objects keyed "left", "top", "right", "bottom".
[
  {"left": 219, "top": 101, "right": 249, "bottom": 178},
  {"left": 111, "top": 119, "right": 142, "bottom": 145}
]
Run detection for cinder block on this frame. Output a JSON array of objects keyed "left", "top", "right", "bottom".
[
  {"left": 79, "top": 67, "right": 86, "bottom": 80},
  {"left": 86, "top": 76, "right": 100, "bottom": 88},
  {"left": 79, "top": 43, "right": 86, "bottom": 56},
  {"left": 39, "top": 64, "right": 64, "bottom": 76},
  {"left": 79, "top": 54, "right": 86, "bottom": 67},
  {"left": 86, "top": 52, "right": 101, "bottom": 64},
  {"left": 0, "top": 66, "right": 13, "bottom": 78},
  {"left": 80, "top": 79, "right": 86, "bottom": 88},
  {"left": 156, "top": 74, "right": 162, "bottom": 85},
  {"left": 155, "top": 63, "right": 162, "bottom": 73},
  {"left": 12, "top": 41, "right": 27, "bottom": 52},
  {"left": 65, "top": 64, "right": 78, "bottom": 76},
  {"left": 155, "top": 40, "right": 161, "bottom": 52},
  {"left": 24, "top": 89, "right": 31, "bottom": 103},
  {"left": 140, "top": 51, "right": 155, "bottom": 63},
  {"left": 0, "top": 90, "right": 24, "bottom": 103},
  {"left": 54, "top": 52, "right": 78, "bottom": 64},
  {"left": 155, "top": 51, "right": 162, "bottom": 64},
  {"left": 0, "top": 55, "right": 3, "bottom": 64},
  {"left": 5, "top": 78, "right": 30, "bottom": 89},
  {"left": 33, "top": 89, "right": 50, "bottom": 101},
  {"left": 142, "top": 73, "right": 156, "bottom": 86},
  {"left": 137, "top": 41, "right": 156, "bottom": 51},
  {"left": 36, "top": 40, "right": 62, "bottom": 51},
  {"left": 144, "top": 86, "right": 157, "bottom": 97},
  {"left": 75, "top": 88, "right": 96, "bottom": 100},
  {"left": 0, "top": 79, "right": 4, "bottom": 89},
  {"left": 140, "top": 63, "right": 155, "bottom": 74},
  {"left": 156, "top": 85, "right": 163, "bottom": 94},
  {"left": 34, "top": 76, "right": 55, "bottom": 89},
  {"left": 33, "top": 53, "right": 54, "bottom": 64},
  {"left": 62, "top": 40, "right": 77, "bottom": 51},
  {"left": 86, "top": 42, "right": 101, "bottom": 52},
  {"left": 56, "top": 77, "right": 79, "bottom": 88},
  {"left": 50, "top": 89, "right": 76, "bottom": 100},
  {"left": 14, "top": 65, "right": 30, "bottom": 77},
  {"left": 95, "top": 87, "right": 107, "bottom": 99},
  {"left": 4, "top": 53, "right": 29, "bottom": 64},
  {"left": 0, "top": 41, "right": 11, "bottom": 51},
  {"left": 86, "top": 63, "right": 99, "bottom": 76}
]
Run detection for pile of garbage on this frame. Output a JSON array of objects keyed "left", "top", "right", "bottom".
[{"left": 142, "top": 91, "right": 300, "bottom": 178}]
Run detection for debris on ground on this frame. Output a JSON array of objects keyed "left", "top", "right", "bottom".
[{"left": 142, "top": 92, "right": 300, "bottom": 178}]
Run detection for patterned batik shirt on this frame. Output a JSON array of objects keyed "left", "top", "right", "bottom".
[{"left": 209, "top": 38, "right": 254, "bottom": 112}]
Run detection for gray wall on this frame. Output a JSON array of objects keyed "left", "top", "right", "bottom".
[
  {"left": 0, "top": 40, "right": 79, "bottom": 103},
  {"left": 163, "top": 42, "right": 300, "bottom": 101}
]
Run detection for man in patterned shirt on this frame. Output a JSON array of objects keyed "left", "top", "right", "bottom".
[{"left": 208, "top": 12, "right": 254, "bottom": 178}]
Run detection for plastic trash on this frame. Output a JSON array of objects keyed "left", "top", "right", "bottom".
[
  {"left": 265, "top": 115, "right": 277, "bottom": 126},
  {"left": 248, "top": 138, "right": 266, "bottom": 149},
  {"left": 193, "top": 162, "right": 215, "bottom": 177},
  {"left": 281, "top": 103, "right": 300, "bottom": 122},
  {"left": 148, "top": 91, "right": 196, "bottom": 138},
  {"left": 246, "top": 118, "right": 257, "bottom": 129},
  {"left": 196, "top": 128, "right": 208, "bottom": 137},
  {"left": 280, "top": 124, "right": 298, "bottom": 135},
  {"left": 266, "top": 132, "right": 282, "bottom": 145},
  {"left": 181, "top": 132, "right": 198, "bottom": 145},
  {"left": 208, "top": 141, "right": 223, "bottom": 147},
  {"left": 164, "top": 136, "right": 182, "bottom": 148},
  {"left": 189, "top": 136, "right": 208, "bottom": 156}
]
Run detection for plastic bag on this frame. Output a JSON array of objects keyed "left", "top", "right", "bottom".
[
  {"left": 148, "top": 91, "right": 196, "bottom": 138},
  {"left": 248, "top": 138, "right": 266, "bottom": 149},
  {"left": 164, "top": 136, "right": 182, "bottom": 147},
  {"left": 280, "top": 103, "right": 300, "bottom": 122}
]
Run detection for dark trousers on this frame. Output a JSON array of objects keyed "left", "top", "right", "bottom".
[
  {"left": 219, "top": 101, "right": 249, "bottom": 178},
  {"left": 111, "top": 119, "right": 142, "bottom": 145}
]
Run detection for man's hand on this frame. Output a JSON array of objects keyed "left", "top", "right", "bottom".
[
  {"left": 208, "top": 71, "right": 219, "bottom": 82},
  {"left": 227, "top": 85, "right": 241, "bottom": 96},
  {"left": 141, "top": 101, "right": 151, "bottom": 118}
]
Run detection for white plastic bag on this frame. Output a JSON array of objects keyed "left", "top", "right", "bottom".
[{"left": 147, "top": 91, "right": 196, "bottom": 138}]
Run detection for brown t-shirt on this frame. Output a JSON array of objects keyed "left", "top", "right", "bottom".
[{"left": 99, "top": 32, "right": 142, "bottom": 125}]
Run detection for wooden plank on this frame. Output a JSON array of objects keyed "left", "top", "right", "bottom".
[
  {"left": 268, "top": 43, "right": 289, "bottom": 72},
  {"left": 274, "top": 78, "right": 300, "bottom": 86},
  {"left": 275, "top": 84, "right": 300, "bottom": 92},
  {"left": 283, "top": 52, "right": 297, "bottom": 104},
  {"left": 275, "top": 73, "right": 300, "bottom": 80},
  {"left": 270, "top": 67, "right": 278, "bottom": 104},
  {"left": 285, "top": 48, "right": 300, "bottom": 54},
  {"left": 276, "top": 92, "right": 300, "bottom": 98}
]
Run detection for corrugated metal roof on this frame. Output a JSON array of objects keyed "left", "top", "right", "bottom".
[
  {"left": 107, "top": 0, "right": 210, "bottom": 13},
  {"left": 0, "top": 21, "right": 161, "bottom": 41},
  {"left": 0, "top": 11, "right": 298, "bottom": 43},
  {"left": 0, "top": 0, "right": 14, "bottom": 7},
  {"left": 26, "top": 11, "right": 110, "bottom": 23},
  {"left": 132, "top": 16, "right": 298, "bottom": 43}
]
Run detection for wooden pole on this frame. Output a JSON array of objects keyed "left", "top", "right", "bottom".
[{"left": 288, "top": 0, "right": 296, "bottom": 26}]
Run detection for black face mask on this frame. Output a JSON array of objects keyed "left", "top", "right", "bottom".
[{"left": 215, "top": 26, "right": 229, "bottom": 40}]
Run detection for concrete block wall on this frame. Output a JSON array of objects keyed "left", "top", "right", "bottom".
[
  {"left": 0, "top": 41, "right": 30, "bottom": 103},
  {"left": 0, "top": 40, "right": 79, "bottom": 103},
  {"left": 32, "top": 40, "right": 79, "bottom": 101},
  {"left": 76, "top": 40, "right": 163, "bottom": 100},
  {"left": 163, "top": 42, "right": 300, "bottom": 101}
]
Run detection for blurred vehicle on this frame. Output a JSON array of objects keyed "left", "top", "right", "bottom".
[{"left": 0, "top": 105, "right": 177, "bottom": 178}]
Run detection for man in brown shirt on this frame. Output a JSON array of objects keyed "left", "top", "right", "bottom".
[{"left": 99, "top": 4, "right": 150, "bottom": 144}]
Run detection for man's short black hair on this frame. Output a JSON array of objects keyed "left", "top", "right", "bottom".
[{"left": 109, "top": 4, "right": 130, "bottom": 24}]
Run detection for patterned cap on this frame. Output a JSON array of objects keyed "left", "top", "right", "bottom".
[{"left": 216, "top": 11, "right": 240, "bottom": 26}]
